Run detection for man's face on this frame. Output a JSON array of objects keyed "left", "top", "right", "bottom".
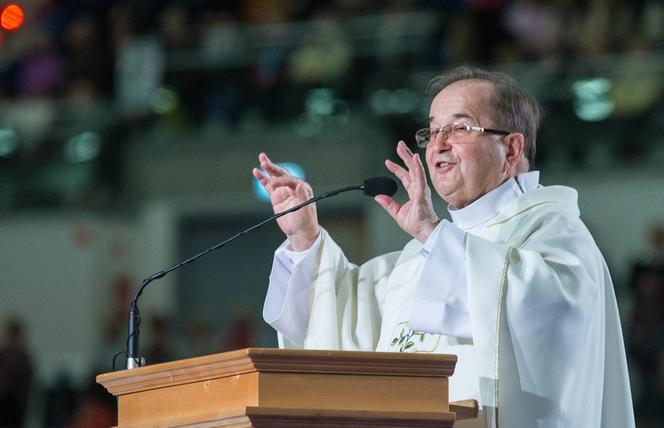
[{"left": 425, "top": 79, "right": 510, "bottom": 209}]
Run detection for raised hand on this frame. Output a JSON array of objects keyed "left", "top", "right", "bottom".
[
  {"left": 374, "top": 141, "right": 440, "bottom": 243},
  {"left": 253, "top": 153, "right": 320, "bottom": 251}
]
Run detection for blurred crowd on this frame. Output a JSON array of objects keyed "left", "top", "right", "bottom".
[
  {"left": 0, "top": 0, "right": 662, "bottom": 123},
  {"left": 0, "top": 0, "right": 661, "bottom": 210}
]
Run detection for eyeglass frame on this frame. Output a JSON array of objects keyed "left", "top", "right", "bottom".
[{"left": 414, "top": 123, "right": 512, "bottom": 148}]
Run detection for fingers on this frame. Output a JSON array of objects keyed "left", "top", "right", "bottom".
[
  {"left": 411, "top": 152, "right": 428, "bottom": 194},
  {"left": 253, "top": 167, "right": 278, "bottom": 195},
  {"left": 253, "top": 167, "right": 267, "bottom": 183},
  {"left": 386, "top": 141, "right": 413, "bottom": 187},
  {"left": 255, "top": 158, "right": 312, "bottom": 206},
  {"left": 386, "top": 141, "right": 428, "bottom": 192},
  {"left": 272, "top": 186, "right": 294, "bottom": 202},
  {"left": 295, "top": 181, "right": 312, "bottom": 201},
  {"left": 396, "top": 141, "right": 416, "bottom": 170},
  {"left": 258, "top": 152, "right": 290, "bottom": 178},
  {"left": 374, "top": 195, "right": 401, "bottom": 221},
  {"left": 269, "top": 176, "right": 302, "bottom": 189},
  {"left": 255, "top": 153, "right": 298, "bottom": 199},
  {"left": 385, "top": 159, "right": 410, "bottom": 187}
]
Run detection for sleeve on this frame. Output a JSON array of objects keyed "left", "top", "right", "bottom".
[
  {"left": 263, "top": 233, "right": 322, "bottom": 347},
  {"left": 263, "top": 227, "right": 400, "bottom": 351},
  {"left": 409, "top": 219, "right": 472, "bottom": 338}
]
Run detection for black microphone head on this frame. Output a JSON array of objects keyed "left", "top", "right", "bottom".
[{"left": 363, "top": 177, "right": 397, "bottom": 197}]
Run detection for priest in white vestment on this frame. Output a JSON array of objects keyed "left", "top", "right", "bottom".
[{"left": 253, "top": 66, "right": 634, "bottom": 428}]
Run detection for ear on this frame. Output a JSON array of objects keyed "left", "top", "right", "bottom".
[{"left": 503, "top": 133, "right": 525, "bottom": 175}]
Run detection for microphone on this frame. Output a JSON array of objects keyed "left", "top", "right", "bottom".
[
  {"left": 363, "top": 176, "right": 397, "bottom": 197},
  {"left": 125, "top": 177, "right": 397, "bottom": 369}
]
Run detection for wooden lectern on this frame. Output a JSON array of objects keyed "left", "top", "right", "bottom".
[{"left": 97, "top": 348, "right": 478, "bottom": 427}]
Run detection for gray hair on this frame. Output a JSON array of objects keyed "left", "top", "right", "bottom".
[{"left": 427, "top": 65, "right": 542, "bottom": 168}]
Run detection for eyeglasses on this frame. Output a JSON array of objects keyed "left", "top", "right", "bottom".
[{"left": 414, "top": 123, "right": 511, "bottom": 148}]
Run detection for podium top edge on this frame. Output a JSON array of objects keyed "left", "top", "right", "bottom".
[{"left": 97, "top": 348, "right": 457, "bottom": 396}]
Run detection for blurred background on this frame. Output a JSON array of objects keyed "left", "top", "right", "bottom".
[{"left": 0, "top": 0, "right": 662, "bottom": 426}]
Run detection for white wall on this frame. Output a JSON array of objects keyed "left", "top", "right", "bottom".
[{"left": 0, "top": 215, "right": 135, "bottom": 385}]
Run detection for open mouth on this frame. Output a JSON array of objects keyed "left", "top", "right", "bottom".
[{"left": 435, "top": 160, "right": 455, "bottom": 169}]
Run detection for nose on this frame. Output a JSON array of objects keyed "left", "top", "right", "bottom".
[{"left": 429, "top": 129, "right": 452, "bottom": 151}]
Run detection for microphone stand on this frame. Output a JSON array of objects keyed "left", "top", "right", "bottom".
[{"left": 125, "top": 183, "right": 364, "bottom": 369}]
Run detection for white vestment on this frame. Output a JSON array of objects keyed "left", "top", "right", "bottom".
[{"left": 263, "top": 173, "right": 635, "bottom": 428}]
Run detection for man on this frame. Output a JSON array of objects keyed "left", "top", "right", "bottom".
[{"left": 253, "top": 66, "right": 634, "bottom": 427}]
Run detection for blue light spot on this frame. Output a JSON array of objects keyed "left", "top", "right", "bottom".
[{"left": 253, "top": 162, "right": 306, "bottom": 202}]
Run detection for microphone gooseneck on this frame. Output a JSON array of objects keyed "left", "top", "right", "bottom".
[{"left": 124, "top": 177, "right": 397, "bottom": 369}]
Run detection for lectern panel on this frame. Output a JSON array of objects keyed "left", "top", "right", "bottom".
[
  {"left": 119, "top": 372, "right": 259, "bottom": 426},
  {"left": 258, "top": 372, "right": 448, "bottom": 412}
]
